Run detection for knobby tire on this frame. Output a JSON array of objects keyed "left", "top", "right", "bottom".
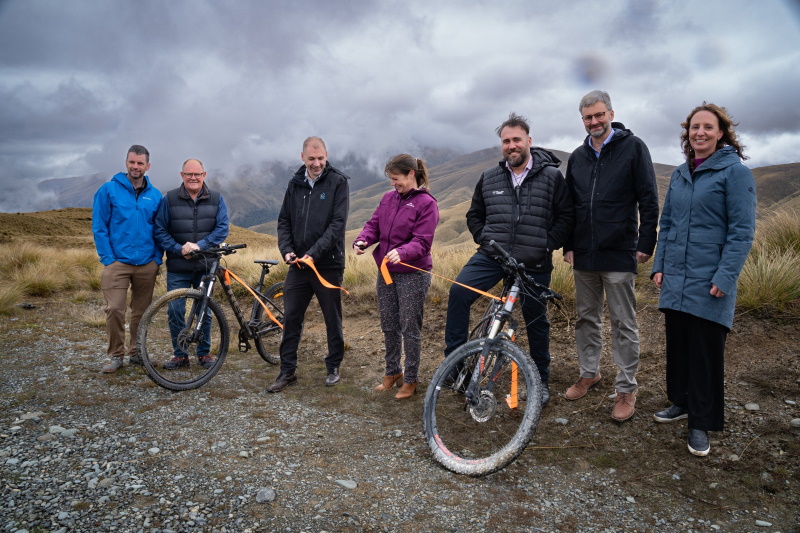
[
  {"left": 138, "top": 288, "right": 229, "bottom": 391},
  {"left": 423, "top": 337, "right": 542, "bottom": 476},
  {"left": 254, "top": 282, "right": 284, "bottom": 365}
]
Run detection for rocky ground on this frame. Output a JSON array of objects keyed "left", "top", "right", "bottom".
[{"left": 1, "top": 287, "right": 798, "bottom": 533}]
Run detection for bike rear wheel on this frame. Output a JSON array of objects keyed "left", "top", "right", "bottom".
[
  {"left": 254, "top": 281, "right": 284, "bottom": 365},
  {"left": 138, "top": 288, "right": 229, "bottom": 391},
  {"left": 423, "top": 337, "right": 542, "bottom": 476}
]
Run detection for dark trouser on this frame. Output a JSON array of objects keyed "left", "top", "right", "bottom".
[
  {"left": 664, "top": 309, "right": 728, "bottom": 431},
  {"left": 376, "top": 271, "right": 431, "bottom": 384},
  {"left": 279, "top": 266, "right": 344, "bottom": 375},
  {"left": 166, "top": 270, "right": 211, "bottom": 358},
  {"left": 444, "top": 252, "right": 552, "bottom": 383}
]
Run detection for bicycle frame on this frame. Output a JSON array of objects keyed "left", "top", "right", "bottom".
[{"left": 186, "top": 256, "right": 282, "bottom": 352}]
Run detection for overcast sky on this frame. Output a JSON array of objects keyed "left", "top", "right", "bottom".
[{"left": 1, "top": 0, "right": 799, "bottom": 211}]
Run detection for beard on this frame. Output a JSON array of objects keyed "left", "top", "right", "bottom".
[
  {"left": 587, "top": 122, "right": 609, "bottom": 138},
  {"left": 504, "top": 149, "right": 529, "bottom": 168}
]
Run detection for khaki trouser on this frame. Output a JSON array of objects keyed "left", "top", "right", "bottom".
[
  {"left": 100, "top": 261, "right": 159, "bottom": 359},
  {"left": 573, "top": 269, "right": 639, "bottom": 392}
]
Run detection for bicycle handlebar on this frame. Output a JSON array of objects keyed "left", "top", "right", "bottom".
[
  {"left": 487, "top": 240, "right": 562, "bottom": 302},
  {"left": 190, "top": 243, "right": 247, "bottom": 258}
]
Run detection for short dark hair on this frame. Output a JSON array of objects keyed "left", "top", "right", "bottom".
[
  {"left": 495, "top": 112, "right": 530, "bottom": 137},
  {"left": 128, "top": 144, "right": 150, "bottom": 163}
]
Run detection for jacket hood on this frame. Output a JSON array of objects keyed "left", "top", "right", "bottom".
[
  {"left": 678, "top": 145, "right": 742, "bottom": 179},
  {"left": 290, "top": 161, "right": 347, "bottom": 186},
  {"left": 112, "top": 172, "right": 152, "bottom": 191},
  {"left": 395, "top": 187, "right": 436, "bottom": 202},
  {"left": 581, "top": 122, "right": 633, "bottom": 149},
  {"left": 498, "top": 147, "right": 561, "bottom": 176}
]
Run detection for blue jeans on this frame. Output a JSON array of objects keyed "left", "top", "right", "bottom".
[
  {"left": 444, "top": 251, "right": 552, "bottom": 383},
  {"left": 167, "top": 270, "right": 212, "bottom": 358}
]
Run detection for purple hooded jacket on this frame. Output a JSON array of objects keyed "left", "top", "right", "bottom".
[{"left": 355, "top": 188, "right": 439, "bottom": 273}]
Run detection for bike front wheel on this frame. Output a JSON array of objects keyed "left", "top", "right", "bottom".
[
  {"left": 138, "top": 288, "right": 229, "bottom": 391},
  {"left": 423, "top": 337, "right": 542, "bottom": 476},
  {"left": 254, "top": 281, "right": 284, "bottom": 365}
]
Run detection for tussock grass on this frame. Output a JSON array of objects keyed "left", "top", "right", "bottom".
[
  {"left": 738, "top": 244, "right": 800, "bottom": 314},
  {"left": 80, "top": 306, "right": 107, "bottom": 327},
  {"left": 756, "top": 208, "right": 800, "bottom": 256},
  {"left": 12, "top": 261, "right": 69, "bottom": 296},
  {"left": 0, "top": 283, "right": 23, "bottom": 315}
]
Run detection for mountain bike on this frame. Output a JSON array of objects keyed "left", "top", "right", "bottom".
[
  {"left": 137, "top": 244, "right": 285, "bottom": 391},
  {"left": 423, "top": 240, "right": 561, "bottom": 476}
]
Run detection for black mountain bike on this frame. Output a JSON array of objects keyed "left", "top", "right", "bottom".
[
  {"left": 423, "top": 240, "right": 561, "bottom": 476},
  {"left": 137, "top": 244, "right": 285, "bottom": 391}
]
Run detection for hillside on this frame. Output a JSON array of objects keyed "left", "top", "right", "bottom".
[
  {"left": 23, "top": 151, "right": 800, "bottom": 238},
  {"left": 0, "top": 208, "right": 277, "bottom": 249}
]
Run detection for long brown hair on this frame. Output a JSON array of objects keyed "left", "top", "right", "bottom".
[
  {"left": 681, "top": 103, "right": 747, "bottom": 171},
  {"left": 384, "top": 154, "right": 430, "bottom": 189}
]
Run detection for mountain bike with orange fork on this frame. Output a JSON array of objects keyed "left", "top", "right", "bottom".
[
  {"left": 423, "top": 240, "right": 561, "bottom": 476},
  {"left": 137, "top": 244, "right": 285, "bottom": 391}
]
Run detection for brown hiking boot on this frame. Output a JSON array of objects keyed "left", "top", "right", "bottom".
[
  {"left": 612, "top": 391, "right": 637, "bottom": 421},
  {"left": 564, "top": 374, "right": 601, "bottom": 400},
  {"left": 374, "top": 373, "right": 403, "bottom": 391}
]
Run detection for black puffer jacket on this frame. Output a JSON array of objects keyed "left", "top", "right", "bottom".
[
  {"left": 277, "top": 162, "right": 350, "bottom": 270},
  {"left": 565, "top": 123, "right": 659, "bottom": 272},
  {"left": 466, "top": 147, "right": 574, "bottom": 272}
]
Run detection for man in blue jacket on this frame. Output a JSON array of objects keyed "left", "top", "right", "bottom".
[
  {"left": 154, "top": 158, "right": 229, "bottom": 370},
  {"left": 92, "top": 145, "right": 162, "bottom": 373},
  {"left": 563, "top": 91, "right": 659, "bottom": 421},
  {"left": 267, "top": 136, "right": 350, "bottom": 393}
]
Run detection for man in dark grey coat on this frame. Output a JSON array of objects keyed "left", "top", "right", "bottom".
[{"left": 563, "top": 90, "right": 659, "bottom": 422}]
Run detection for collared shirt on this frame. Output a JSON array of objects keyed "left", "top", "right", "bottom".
[
  {"left": 305, "top": 169, "right": 318, "bottom": 188},
  {"left": 588, "top": 128, "right": 616, "bottom": 158},
  {"left": 505, "top": 152, "right": 534, "bottom": 187}
]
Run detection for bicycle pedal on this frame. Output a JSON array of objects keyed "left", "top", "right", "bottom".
[{"left": 238, "top": 331, "right": 251, "bottom": 352}]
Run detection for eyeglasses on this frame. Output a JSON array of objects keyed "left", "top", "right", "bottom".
[
  {"left": 182, "top": 172, "right": 205, "bottom": 178},
  {"left": 581, "top": 111, "right": 607, "bottom": 123}
]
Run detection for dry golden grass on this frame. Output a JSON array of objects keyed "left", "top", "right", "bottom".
[
  {"left": 1, "top": 205, "right": 798, "bottom": 318},
  {"left": 0, "top": 283, "right": 23, "bottom": 315},
  {"left": 738, "top": 243, "right": 800, "bottom": 314},
  {"left": 756, "top": 207, "right": 800, "bottom": 256}
]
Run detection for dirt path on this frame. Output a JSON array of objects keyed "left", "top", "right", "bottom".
[{"left": 1, "top": 290, "right": 798, "bottom": 532}]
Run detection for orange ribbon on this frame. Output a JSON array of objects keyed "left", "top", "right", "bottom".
[
  {"left": 505, "top": 362, "right": 519, "bottom": 409},
  {"left": 225, "top": 268, "right": 283, "bottom": 329},
  {"left": 379, "top": 257, "right": 501, "bottom": 301},
  {"left": 297, "top": 257, "right": 350, "bottom": 295}
]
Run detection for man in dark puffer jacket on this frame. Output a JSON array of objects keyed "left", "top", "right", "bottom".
[
  {"left": 154, "top": 158, "right": 229, "bottom": 370},
  {"left": 444, "top": 113, "right": 574, "bottom": 406}
]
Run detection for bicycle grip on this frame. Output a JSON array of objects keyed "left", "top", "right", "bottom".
[
  {"left": 228, "top": 244, "right": 247, "bottom": 250},
  {"left": 488, "top": 240, "right": 510, "bottom": 259}
]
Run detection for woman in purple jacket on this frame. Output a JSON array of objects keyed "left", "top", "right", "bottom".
[{"left": 354, "top": 154, "right": 440, "bottom": 400}]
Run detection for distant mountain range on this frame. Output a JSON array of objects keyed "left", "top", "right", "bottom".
[{"left": 31, "top": 146, "right": 800, "bottom": 247}]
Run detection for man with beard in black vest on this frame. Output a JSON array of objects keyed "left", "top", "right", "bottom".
[{"left": 444, "top": 113, "right": 574, "bottom": 406}]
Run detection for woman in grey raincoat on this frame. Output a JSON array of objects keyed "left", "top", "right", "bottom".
[{"left": 651, "top": 103, "right": 756, "bottom": 457}]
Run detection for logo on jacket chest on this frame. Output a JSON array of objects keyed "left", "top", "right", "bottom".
[
  {"left": 492, "top": 190, "right": 504, "bottom": 195},
  {"left": 320, "top": 192, "right": 326, "bottom": 200}
]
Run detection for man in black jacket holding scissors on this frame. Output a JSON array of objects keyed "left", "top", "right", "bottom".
[{"left": 268, "top": 137, "right": 350, "bottom": 393}]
